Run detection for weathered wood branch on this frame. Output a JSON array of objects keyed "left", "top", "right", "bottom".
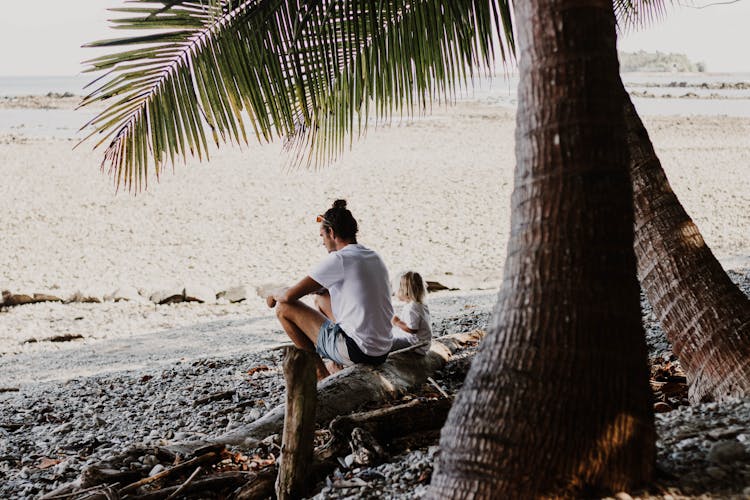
[
  {"left": 216, "top": 330, "right": 483, "bottom": 449},
  {"left": 275, "top": 347, "right": 317, "bottom": 500},
  {"left": 119, "top": 451, "right": 222, "bottom": 495},
  {"left": 131, "top": 471, "right": 252, "bottom": 500}
]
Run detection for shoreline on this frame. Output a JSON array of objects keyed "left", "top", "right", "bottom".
[{"left": 0, "top": 289, "right": 499, "bottom": 388}]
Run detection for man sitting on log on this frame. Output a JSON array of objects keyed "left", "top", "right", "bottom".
[{"left": 266, "top": 199, "right": 394, "bottom": 379}]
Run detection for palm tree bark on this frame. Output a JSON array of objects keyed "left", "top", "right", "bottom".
[
  {"left": 429, "top": 1, "right": 654, "bottom": 497},
  {"left": 623, "top": 87, "right": 750, "bottom": 403}
]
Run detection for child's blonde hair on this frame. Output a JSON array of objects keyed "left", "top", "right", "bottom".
[{"left": 398, "top": 271, "right": 426, "bottom": 303}]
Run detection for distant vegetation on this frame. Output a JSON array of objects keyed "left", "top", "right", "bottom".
[{"left": 619, "top": 50, "right": 705, "bottom": 73}]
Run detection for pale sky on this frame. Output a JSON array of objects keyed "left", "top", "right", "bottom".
[{"left": 0, "top": 0, "right": 748, "bottom": 77}]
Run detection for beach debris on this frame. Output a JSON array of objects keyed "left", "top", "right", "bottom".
[
  {"left": 36, "top": 458, "right": 62, "bottom": 470},
  {"left": 216, "top": 285, "right": 249, "bottom": 303},
  {"left": 150, "top": 288, "right": 185, "bottom": 304},
  {"left": 32, "top": 293, "right": 62, "bottom": 303},
  {"left": 3, "top": 292, "right": 34, "bottom": 306},
  {"left": 654, "top": 401, "right": 672, "bottom": 413},
  {"left": 24, "top": 334, "right": 84, "bottom": 344},
  {"left": 649, "top": 354, "right": 688, "bottom": 412},
  {"left": 348, "top": 427, "right": 387, "bottom": 467},
  {"left": 183, "top": 284, "right": 215, "bottom": 304},
  {"left": 65, "top": 290, "right": 102, "bottom": 303},
  {"left": 425, "top": 281, "right": 449, "bottom": 292},
  {"left": 193, "top": 389, "right": 236, "bottom": 407},
  {"left": 247, "top": 365, "right": 271, "bottom": 376},
  {"left": 105, "top": 286, "right": 147, "bottom": 303},
  {"left": 425, "top": 280, "right": 459, "bottom": 293}
]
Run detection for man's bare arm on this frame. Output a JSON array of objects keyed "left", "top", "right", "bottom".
[{"left": 266, "top": 276, "right": 324, "bottom": 307}]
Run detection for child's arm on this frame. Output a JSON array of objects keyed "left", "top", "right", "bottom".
[{"left": 392, "top": 315, "right": 418, "bottom": 334}]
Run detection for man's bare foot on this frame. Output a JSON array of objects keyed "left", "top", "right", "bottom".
[{"left": 324, "top": 359, "right": 344, "bottom": 376}]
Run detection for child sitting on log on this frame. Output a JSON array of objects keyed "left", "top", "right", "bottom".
[{"left": 390, "top": 271, "right": 432, "bottom": 355}]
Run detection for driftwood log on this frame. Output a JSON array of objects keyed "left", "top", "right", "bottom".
[
  {"left": 215, "top": 330, "right": 483, "bottom": 449},
  {"left": 275, "top": 347, "right": 317, "bottom": 500}
]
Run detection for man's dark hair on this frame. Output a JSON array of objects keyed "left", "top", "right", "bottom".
[{"left": 323, "top": 199, "right": 358, "bottom": 241}]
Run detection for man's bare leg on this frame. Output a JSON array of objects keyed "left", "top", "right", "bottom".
[{"left": 275, "top": 300, "right": 330, "bottom": 379}]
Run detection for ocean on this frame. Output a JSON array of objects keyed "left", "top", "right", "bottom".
[{"left": 2, "top": 73, "right": 750, "bottom": 139}]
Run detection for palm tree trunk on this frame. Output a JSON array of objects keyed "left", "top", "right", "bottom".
[
  {"left": 429, "top": 1, "right": 654, "bottom": 497},
  {"left": 623, "top": 87, "right": 750, "bottom": 403}
]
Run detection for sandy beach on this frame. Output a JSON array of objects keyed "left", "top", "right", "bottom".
[{"left": 1, "top": 98, "right": 750, "bottom": 382}]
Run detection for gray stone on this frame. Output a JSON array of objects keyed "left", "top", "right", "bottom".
[
  {"left": 149, "top": 464, "right": 165, "bottom": 477},
  {"left": 707, "top": 440, "right": 748, "bottom": 464},
  {"left": 705, "top": 466, "right": 727, "bottom": 480}
]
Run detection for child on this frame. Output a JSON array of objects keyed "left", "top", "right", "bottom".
[{"left": 390, "top": 271, "right": 432, "bottom": 355}]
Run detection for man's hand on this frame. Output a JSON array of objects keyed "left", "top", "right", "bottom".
[
  {"left": 391, "top": 315, "right": 400, "bottom": 326},
  {"left": 266, "top": 295, "right": 277, "bottom": 308}
]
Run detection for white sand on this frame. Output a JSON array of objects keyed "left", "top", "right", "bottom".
[{"left": 1, "top": 101, "right": 749, "bottom": 384}]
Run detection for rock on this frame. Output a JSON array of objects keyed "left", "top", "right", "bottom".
[
  {"left": 92, "top": 415, "right": 106, "bottom": 428},
  {"left": 52, "top": 423, "right": 73, "bottom": 435},
  {"left": 149, "top": 464, "right": 165, "bottom": 477},
  {"left": 707, "top": 440, "right": 748, "bottom": 464},
  {"left": 425, "top": 281, "right": 450, "bottom": 293},
  {"left": 216, "top": 285, "right": 249, "bottom": 303},
  {"left": 705, "top": 466, "right": 727, "bottom": 480},
  {"left": 150, "top": 288, "right": 185, "bottom": 305},
  {"left": 66, "top": 290, "right": 102, "bottom": 304},
  {"left": 184, "top": 285, "right": 215, "bottom": 304},
  {"left": 106, "top": 286, "right": 146, "bottom": 303}
]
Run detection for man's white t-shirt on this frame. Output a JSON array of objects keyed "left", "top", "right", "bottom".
[
  {"left": 391, "top": 302, "right": 432, "bottom": 355},
  {"left": 309, "top": 244, "right": 394, "bottom": 356}
]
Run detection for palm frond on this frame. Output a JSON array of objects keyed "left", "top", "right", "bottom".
[
  {"left": 80, "top": 0, "right": 514, "bottom": 190},
  {"left": 613, "top": 0, "right": 672, "bottom": 32}
]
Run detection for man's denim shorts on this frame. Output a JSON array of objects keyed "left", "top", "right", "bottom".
[{"left": 316, "top": 319, "right": 352, "bottom": 366}]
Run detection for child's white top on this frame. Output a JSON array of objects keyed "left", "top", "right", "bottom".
[{"left": 392, "top": 301, "right": 432, "bottom": 355}]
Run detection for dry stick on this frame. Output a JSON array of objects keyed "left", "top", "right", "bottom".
[
  {"left": 193, "top": 389, "right": 236, "bottom": 407},
  {"left": 275, "top": 347, "right": 318, "bottom": 500},
  {"left": 426, "top": 377, "right": 450, "bottom": 399},
  {"left": 42, "top": 483, "right": 120, "bottom": 500},
  {"left": 118, "top": 452, "right": 220, "bottom": 495},
  {"left": 165, "top": 466, "right": 202, "bottom": 500},
  {"left": 133, "top": 472, "right": 254, "bottom": 500}
]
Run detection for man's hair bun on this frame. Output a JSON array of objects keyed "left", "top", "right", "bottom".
[{"left": 323, "top": 199, "right": 358, "bottom": 240}]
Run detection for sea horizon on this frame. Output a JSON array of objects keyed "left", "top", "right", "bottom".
[{"left": 3, "top": 72, "right": 750, "bottom": 139}]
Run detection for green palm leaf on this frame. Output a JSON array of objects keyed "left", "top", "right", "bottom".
[
  {"left": 80, "top": 0, "right": 514, "bottom": 190},
  {"left": 614, "top": 0, "right": 670, "bottom": 32}
]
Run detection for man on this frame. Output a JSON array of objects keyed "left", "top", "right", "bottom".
[{"left": 266, "top": 199, "right": 394, "bottom": 379}]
